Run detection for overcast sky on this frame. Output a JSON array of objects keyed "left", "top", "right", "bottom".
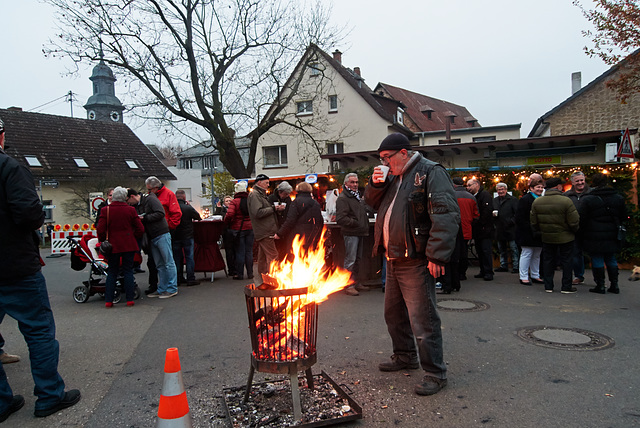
[{"left": 1, "top": 0, "right": 610, "bottom": 144}]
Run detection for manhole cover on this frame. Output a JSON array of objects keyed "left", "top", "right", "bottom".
[
  {"left": 515, "top": 326, "right": 615, "bottom": 351},
  {"left": 437, "top": 298, "right": 490, "bottom": 312}
]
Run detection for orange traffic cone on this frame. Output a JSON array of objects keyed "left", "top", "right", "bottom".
[{"left": 157, "top": 348, "right": 192, "bottom": 428}]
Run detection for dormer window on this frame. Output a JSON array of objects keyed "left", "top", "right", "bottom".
[
  {"left": 25, "top": 156, "right": 42, "bottom": 167},
  {"left": 449, "top": 116, "right": 456, "bottom": 124},
  {"left": 74, "top": 158, "right": 89, "bottom": 168},
  {"left": 125, "top": 160, "right": 138, "bottom": 169},
  {"left": 397, "top": 108, "right": 404, "bottom": 125}
]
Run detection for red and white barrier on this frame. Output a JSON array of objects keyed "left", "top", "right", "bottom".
[{"left": 51, "top": 230, "right": 96, "bottom": 254}]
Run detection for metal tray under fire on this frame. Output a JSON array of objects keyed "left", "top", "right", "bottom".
[{"left": 222, "top": 370, "right": 363, "bottom": 427}]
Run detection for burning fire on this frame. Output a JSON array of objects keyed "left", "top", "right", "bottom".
[
  {"left": 266, "top": 229, "right": 352, "bottom": 300},
  {"left": 250, "top": 229, "right": 352, "bottom": 361}
]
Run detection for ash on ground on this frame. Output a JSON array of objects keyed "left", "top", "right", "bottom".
[{"left": 224, "top": 374, "right": 359, "bottom": 427}]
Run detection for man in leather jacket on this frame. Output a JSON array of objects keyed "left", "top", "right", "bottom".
[{"left": 365, "top": 133, "right": 459, "bottom": 397}]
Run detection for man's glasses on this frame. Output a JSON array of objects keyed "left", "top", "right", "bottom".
[{"left": 379, "top": 150, "right": 400, "bottom": 164}]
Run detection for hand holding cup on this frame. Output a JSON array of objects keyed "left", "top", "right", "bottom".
[{"left": 373, "top": 165, "right": 389, "bottom": 184}]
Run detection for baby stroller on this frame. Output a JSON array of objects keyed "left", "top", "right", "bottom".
[{"left": 67, "top": 234, "right": 142, "bottom": 304}]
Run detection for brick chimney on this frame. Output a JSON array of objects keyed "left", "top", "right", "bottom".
[{"left": 332, "top": 50, "right": 342, "bottom": 64}]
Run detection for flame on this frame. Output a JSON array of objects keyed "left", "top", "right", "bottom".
[
  {"left": 267, "top": 229, "right": 352, "bottom": 301},
  {"left": 251, "top": 229, "right": 352, "bottom": 361}
]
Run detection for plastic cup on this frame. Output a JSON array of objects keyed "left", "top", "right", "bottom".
[{"left": 378, "top": 165, "right": 390, "bottom": 181}]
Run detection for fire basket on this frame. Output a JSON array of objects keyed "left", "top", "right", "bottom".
[{"left": 244, "top": 281, "right": 318, "bottom": 420}]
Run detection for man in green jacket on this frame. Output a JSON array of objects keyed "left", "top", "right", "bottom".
[
  {"left": 248, "top": 174, "right": 284, "bottom": 282},
  {"left": 530, "top": 177, "right": 580, "bottom": 293}
]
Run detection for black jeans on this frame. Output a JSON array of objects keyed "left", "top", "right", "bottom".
[
  {"left": 475, "top": 237, "right": 494, "bottom": 277},
  {"left": 542, "top": 241, "right": 574, "bottom": 291}
]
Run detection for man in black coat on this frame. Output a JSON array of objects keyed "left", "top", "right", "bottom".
[
  {"left": 493, "top": 182, "right": 519, "bottom": 274},
  {"left": 0, "top": 118, "right": 80, "bottom": 421},
  {"left": 172, "top": 190, "right": 202, "bottom": 286},
  {"left": 467, "top": 178, "right": 495, "bottom": 281}
]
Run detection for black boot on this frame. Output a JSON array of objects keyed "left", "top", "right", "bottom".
[
  {"left": 606, "top": 265, "right": 619, "bottom": 294},
  {"left": 589, "top": 267, "right": 606, "bottom": 294}
]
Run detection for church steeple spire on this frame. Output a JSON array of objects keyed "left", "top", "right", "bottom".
[{"left": 83, "top": 46, "right": 125, "bottom": 123}]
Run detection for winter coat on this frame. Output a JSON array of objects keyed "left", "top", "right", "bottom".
[
  {"left": 364, "top": 153, "right": 460, "bottom": 264},
  {"left": 454, "top": 185, "right": 479, "bottom": 241},
  {"left": 155, "top": 185, "right": 182, "bottom": 230},
  {"left": 276, "top": 192, "right": 324, "bottom": 252},
  {"left": 0, "top": 150, "right": 45, "bottom": 280},
  {"left": 97, "top": 201, "right": 144, "bottom": 253},
  {"left": 578, "top": 186, "right": 626, "bottom": 254},
  {"left": 564, "top": 185, "right": 591, "bottom": 211},
  {"left": 248, "top": 186, "right": 279, "bottom": 241},
  {"left": 530, "top": 189, "right": 579, "bottom": 244},
  {"left": 472, "top": 187, "right": 494, "bottom": 240},
  {"left": 336, "top": 186, "right": 369, "bottom": 237},
  {"left": 171, "top": 199, "right": 202, "bottom": 240},
  {"left": 515, "top": 192, "right": 542, "bottom": 247},
  {"left": 135, "top": 193, "right": 169, "bottom": 239},
  {"left": 225, "top": 192, "right": 252, "bottom": 231},
  {"left": 268, "top": 192, "right": 292, "bottom": 228},
  {"left": 493, "top": 193, "right": 518, "bottom": 241}
]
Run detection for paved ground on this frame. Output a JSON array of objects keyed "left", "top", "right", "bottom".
[{"left": 2, "top": 250, "right": 640, "bottom": 427}]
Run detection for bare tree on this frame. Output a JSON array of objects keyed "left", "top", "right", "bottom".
[{"left": 44, "top": 0, "right": 345, "bottom": 178}]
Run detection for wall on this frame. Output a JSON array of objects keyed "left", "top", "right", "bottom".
[{"left": 546, "top": 72, "right": 640, "bottom": 135}]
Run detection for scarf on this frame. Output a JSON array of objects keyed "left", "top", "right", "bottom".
[{"left": 344, "top": 185, "right": 361, "bottom": 201}]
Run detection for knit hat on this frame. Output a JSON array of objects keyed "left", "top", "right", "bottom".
[
  {"left": 545, "top": 177, "right": 563, "bottom": 189},
  {"left": 235, "top": 181, "right": 248, "bottom": 193},
  {"left": 378, "top": 133, "right": 411, "bottom": 153},
  {"left": 255, "top": 173, "right": 269, "bottom": 182}
]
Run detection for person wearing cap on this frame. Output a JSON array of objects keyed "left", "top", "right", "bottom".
[
  {"left": 364, "top": 133, "right": 459, "bottom": 396},
  {"left": 225, "top": 181, "right": 254, "bottom": 280},
  {"left": 530, "top": 177, "right": 580, "bottom": 293},
  {"left": 0, "top": 118, "right": 81, "bottom": 421},
  {"left": 248, "top": 174, "right": 284, "bottom": 282}
]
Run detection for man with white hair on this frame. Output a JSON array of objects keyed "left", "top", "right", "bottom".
[{"left": 493, "top": 182, "right": 519, "bottom": 274}]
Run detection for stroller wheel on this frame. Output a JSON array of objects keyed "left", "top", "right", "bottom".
[
  {"left": 113, "top": 290, "right": 122, "bottom": 304},
  {"left": 134, "top": 286, "right": 141, "bottom": 300},
  {"left": 73, "top": 286, "right": 90, "bottom": 303}
]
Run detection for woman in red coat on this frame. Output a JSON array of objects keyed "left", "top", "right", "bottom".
[{"left": 97, "top": 186, "right": 144, "bottom": 307}]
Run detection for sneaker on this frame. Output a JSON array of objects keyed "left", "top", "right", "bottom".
[
  {"left": 379, "top": 354, "right": 420, "bottom": 372},
  {"left": 343, "top": 286, "right": 359, "bottom": 296},
  {"left": 159, "top": 291, "right": 178, "bottom": 299},
  {"left": 0, "top": 395, "right": 24, "bottom": 422},
  {"left": 0, "top": 352, "right": 20, "bottom": 364},
  {"left": 415, "top": 377, "right": 447, "bottom": 396},
  {"left": 144, "top": 288, "right": 157, "bottom": 295},
  {"left": 561, "top": 287, "right": 578, "bottom": 294},
  {"left": 147, "top": 291, "right": 161, "bottom": 298},
  {"left": 572, "top": 277, "right": 584, "bottom": 285},
  {"left": 34, "top": 389, "right": 81, "bottom": 418},
  {"left": 435, "top": 282, "right": 443, "bottom": 289},
  {"left": 483, "top": 275, "right": 493, "bottom": 281},
  {"left": 473, "top": 273, "right": 484, "bottom": 279},
  {"left": 545, "top": 289, "right": 553, "bottom": 293},
  {"left": 495, "top": 266, "right": 509, "bottom": 272}
]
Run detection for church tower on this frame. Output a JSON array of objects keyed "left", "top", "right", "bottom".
[{"left": 84, "top": 50, "right": 125, "bottom": 123}]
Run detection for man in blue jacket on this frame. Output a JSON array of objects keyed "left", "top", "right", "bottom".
[
  {"left": 365, "top": 133, "right": 459, "bottom": 396},
  {"left": 0, "top": 118, "right": 80, "bottom": 422}
]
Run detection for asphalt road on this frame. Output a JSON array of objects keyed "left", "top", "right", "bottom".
[{"left": 2, "top": 250, "right": 640, "bottom": 427}]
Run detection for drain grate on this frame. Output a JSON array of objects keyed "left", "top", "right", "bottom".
[
  {"left": 515, "top": 326, "right": 615, "bottom": 351},
  {"left": 437, "top": 298, "right": 490, "bottom": 312}
]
